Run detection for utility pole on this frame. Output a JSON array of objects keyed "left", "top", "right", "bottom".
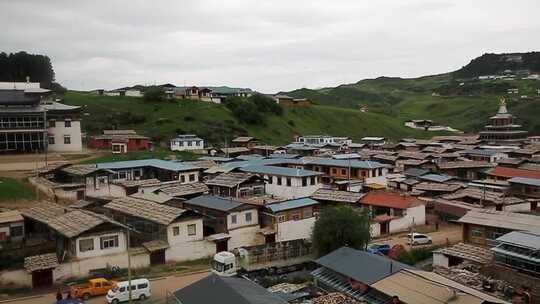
[{"left": 127, "top": 226, "right": 132, "bottom": 303}]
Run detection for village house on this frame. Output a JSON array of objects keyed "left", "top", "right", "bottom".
[
  {"left": 181, "top": 195, "right": 263, "bottom": 251},
  {"left": 231, "top": 136, "right": 260, "bottom": 148},
  {"left": 170, "top": 134, "right": 204, "bottom": 151},
  {"left": 508, "top": 177, "right": 540, "bottom": 200},
  {"left": 88, "top": 130, "right": 151, "bottom": 154},
  {"left": 457, "top": 209, "right": 540, "bottom": 247},
  {"left": 437, "top": 161, "right": 494, "bottom": 181},
  {"left": 273, "top": 94, "right": 312, "bottom": 106},
  {"left": 360, "top": 136, "right": 386, "bottom": 147},
  {"left": 205, "top": 172, "right": 266, "bottom": 198},
  {"left": 487, "top": 166, "right": 540, "bottom": 181},
  {"left": 491, "top": 231, "right": 540, "bottom": 279},
  {"left": 302, "top": 158, "right": 388, "bottom": 185},
  {"left": 460, "top": 149, "right": 508, "bottom": 163},
  {"left": 96, "top": 159, "right": 201, "bottom": 183},
  {"left": 10, "top": 203, "right": 147, "bottom": 288},
  {"left": 0, "top": 87, "right": 82, "bottom": 153},
  {"left": 103, "top": 197, "right": 212, "bottom": 265},
  {"left": 240, "top": 165, "right": 323, "bottom": 199},
  {"left": 296, "top": 135, "right": 352, "bottom": 146},
  {"left": 260, "top": 198, "right": 319, "bottom": 243},
  {"left": 442, "top": 188, "right": 529, "bottom": 212},
  {"left": 174, "top": 86, "right": 252, "bottom": 103},
  {"left": 0, "top": 210, "right": 24, "bottom": 244},
  {"left": 360, "top": 191, "right": 426, "bottom": 237}
]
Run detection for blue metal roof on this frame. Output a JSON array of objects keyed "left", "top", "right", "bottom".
[
  {"left": 306, "top": 158, "right": 385, "bottom": 169},
  {"left": 268, "top": 153, "right": 299, "bottom": 159},
  {"left": 461, "top": 149, "right": 501, "bottom": 156},
  {"left": 419, "top": 174, "right": 453, "bottom": 183},
  {"left": 97, "top": 159, "right": 196, "bottom": 172},
  {"left": 266, "top": 198, "right": 319, "bottom": 212},
  {"left": 241, "top": 165, "right": 322, "bottom": 177},
  {"left": 198, "top": 156, "right": 234, "bottom": 162},
  {"left": 508, "top": 176, "right": 540, "bottom": 186},
  {"left": 403, "top": 168, "right": 429, "bottom": 178}
]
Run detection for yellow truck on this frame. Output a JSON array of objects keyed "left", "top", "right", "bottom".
[{"left": 70, "top": 278, "right": 117, "bottom": 300}]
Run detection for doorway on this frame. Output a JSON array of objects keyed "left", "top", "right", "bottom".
[
  {"left": 150, "top": 249, "right": 166, "bottom": 266},
  {"left": 216, "top": 240, "right": 228, "bottom": 253},
  {"left": 31, "top": 268, "right": 53, "bottom": 288}
]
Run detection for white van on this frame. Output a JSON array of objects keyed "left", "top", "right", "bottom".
[{"left": 106, "top": 278, "right": 151, "bottom": 304}]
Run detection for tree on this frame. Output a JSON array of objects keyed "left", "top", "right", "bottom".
[
  {"left": 0, "top": 51, "right": 56, "bottom": 88},
  {"left": 312, "top": 206, "right": 371, "bottom": 257},
  {"left": 143, "top": 86, "right": 166, "bottom": 102}
]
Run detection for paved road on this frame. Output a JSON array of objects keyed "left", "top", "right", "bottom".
[{"left": 9, "top": 272, "right": 210, "bottom": 304}]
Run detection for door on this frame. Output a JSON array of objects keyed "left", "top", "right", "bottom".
[
  {"left": 265, "top": 234, "right": 276, "bottom": 244},
  {"left": 216, "top": 240, "right": 228, "bottom": 253},
  {"left": 380, "top": 222, "right": 389, "bottom": 235},
  {"left": 31, "top": 269, "right": 53, "bottom": 288},
  {"left": 150, "top": 249, "right": 166, "bottom": 266}
]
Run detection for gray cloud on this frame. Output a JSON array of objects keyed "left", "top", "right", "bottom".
[{"left": 1, "top": 0, "right": 539, "bottom": 92}]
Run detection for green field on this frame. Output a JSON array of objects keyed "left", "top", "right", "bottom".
[
  {"left": 0, "top": 177, "right": 36, "bottom": 202},
  {"left": 63, "top": 91, "right": 442, "bottom": 147}
]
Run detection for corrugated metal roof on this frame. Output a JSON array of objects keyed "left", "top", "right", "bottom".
[
  {"left": 419, "top": 174, "right": 453, "bottom": 183},
  {"left": 0, "top": 210, "right": 23, "bottom": 223},
  {"left": 185, "top": 195, "right": 245, "bottom": 212},
  {"left": 105, "top": 197, "right": 186, "bottom": 225},
  {"left": 508, "top": 176, "right": 540, "bottom": 186},
  {"left": 458, "top": 210, "right": 540, "bottom": 233},
  {"left": 266, "top": 198, "right": 319, "bottom": 212},
  {"left": 306, "top": 158, "right": 386, "bottom": 169},
  {"left": 315, "top": 247, "right": 412, "bottom": 285},
  {"left": 97, "top": 159, "right": 196, "bottom": 172},
  {"left": 241, "top": 165, "right": 322, "bottom": 177},
  {"left": 495, "top": 231, "right": 540, "bottom": 250}
]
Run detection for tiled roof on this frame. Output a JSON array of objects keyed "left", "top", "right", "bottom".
[
  {"left": 159, "top": 182, "right": 209, "bottom": 197},
  {"left": 311, "top": 189, "right": 363, "bottom": 203},
  {"left": 434, "top": 243, "right": 493, "bottom": 264},
  {"left": 105, "top": 197, "right": 186, "bottom": 225},
  {"left": 442, "top": 188, "right": 523, "bottom": 205},
  {"left": 488, "top": 166, "right": 540, "bottom": 179},
  {"left": 185, "top": 195, "right": 245, "bottom": 212},
  {"left": 360, "top": 191, "right": 423, "bottom": 209},
  {"left": 413, "top": 182, "right": 462, "bottom": 193},
  {"left": 0, "top": 210, "right": 23, "bottom": 223},
  {"left": 205, "top": 172, "right": 259, "bottom": 188},
  {"left": 438, "top": 161, "right": 494, "bottom": 169},
  {"left": 24, "top": 253, "right": 59, "bottom": 272}
]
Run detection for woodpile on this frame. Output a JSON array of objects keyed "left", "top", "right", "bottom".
[{"left": 312, "top": 292, "right": 361, "bottom": 304}]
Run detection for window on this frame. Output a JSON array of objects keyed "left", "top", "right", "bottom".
[
  {"left": 245, "top": 212, "right": 252, "bottom": 222},
  {"left": 302, "top": 178, "right": 307, "bottom": 187},
  {"left": 267, "top": 175, "right": 272, "bottom": 184},
  {"left": 278, "top": 215, "right": 286, "bottom": 223},
  {"left": 471, "top": 228, "right": 483, "bottom": 237},
  {"left": 187, "top": 224, "right": 196, "bottom": 236},
  {"left": 64, "top": 135, "right": 71, "bottom": 144},
  {"left": 119, "top": 287, "right": 126, "bottom": 292},
  {"left": 137, "top": 283, "right": 148, "bottom": 289},
  {"left": 10, "top": 226, "right": 23, "bottom": 237},
  {"left": 180, "top": 175, "right": 186, "bottom": 183},
  {"left": 291, "top": 212, "right": 301, "bottom": 221},
  {"left": 310, "top": 177, "right": 316, "bottom": 185},
  {"left": 189, "top": 174, "right": 196, "bottom": 182},
  {"left": 100, "top": 235, "right": 119, "bottom": 249},
  {"left": 79, "top": 238, "right": 94, "bottom": 252},
  {"left": 332, "top": 168, "right": 337, "bottom": 174},
  {"left": 277, "top": 177, "right": 282, "bottom": 185},
  {"left": 65, "top": 120, "right": 71, "bottom": 127},
  {"left": 173, "top": 226, "right": 180, "bottom": 236},
  {"left": 341, "top": 169, "right": 347, "bottom": 175},
  {"left": 48, "top": 120, "right": 56, "bottom": 128},
  {"left": 188, "top": 141, "right": 192, "bottom": 146},
  {"left": 48, "top": 136, "right": 55, "bottom": 145},
  {"left": 286, "top": 178, "right": 291, "bottom": 186},
  {"left": 304, "top": 207, "right": 313, "bottom": 218},
  {"left": 231, "top": 214, "right": 237, "bottom": 224}
]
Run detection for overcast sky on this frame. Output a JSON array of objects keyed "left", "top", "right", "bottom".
[{"left": 1, "top": 0, "right": 539, "bottom": 93}]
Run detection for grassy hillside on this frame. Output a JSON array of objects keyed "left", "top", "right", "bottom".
[
  {"left": 63, "top": 92, "right": 440, "bottom": 146},
  {"left": 287, "top": 73, "right": 540, "bottom": 134}
]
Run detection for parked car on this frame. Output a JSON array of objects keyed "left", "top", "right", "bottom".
[
  {"left": 407, "top": 233, "right": 432, "bottom": 245},
  {"left": 70, "top": 278, "right": 117, "bottom": 300},
  {"left": 106, "top": 278, "right": 151, "bottom": 304},
  {"left": 366, "top": 243, "right": 391, "bottom": 255}
]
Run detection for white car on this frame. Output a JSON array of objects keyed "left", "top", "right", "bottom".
[
  {"left": 407, "top": 233, "right": 432, "bottom": 245},
  {"left": 106, "top": 278, "right": 151, "bottom": 304}
]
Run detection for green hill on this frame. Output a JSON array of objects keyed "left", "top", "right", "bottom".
[{"left": 63, "top": 91, "right": 439, "bottom": 146}]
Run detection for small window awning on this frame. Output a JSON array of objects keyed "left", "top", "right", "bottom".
[
  {"left": 24, "top": 253, "right": 59, "bottom": 273},
  {"left": 206, "top": 233, "right": 231, "bottom": 242},
  {"left": 259, "top": 227, "right": 276, "bottom": 236},
  {"left": 142, "top": 240, "right": 169, "bottom": 252}
]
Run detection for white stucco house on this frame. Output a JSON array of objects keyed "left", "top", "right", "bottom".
[
  {"left": 240, "top": 165, "right": 324, "bottom": 199},
  {"left": 170, "top": 134, "right": 205, "bottom": 151}
]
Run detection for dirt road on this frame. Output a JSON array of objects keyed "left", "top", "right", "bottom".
[
  {"left": 8, "top": 271, "right": 209, "bottom": 304},
  {"left": 371, "top": 223, "right": 462, "bottom": 248}
]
